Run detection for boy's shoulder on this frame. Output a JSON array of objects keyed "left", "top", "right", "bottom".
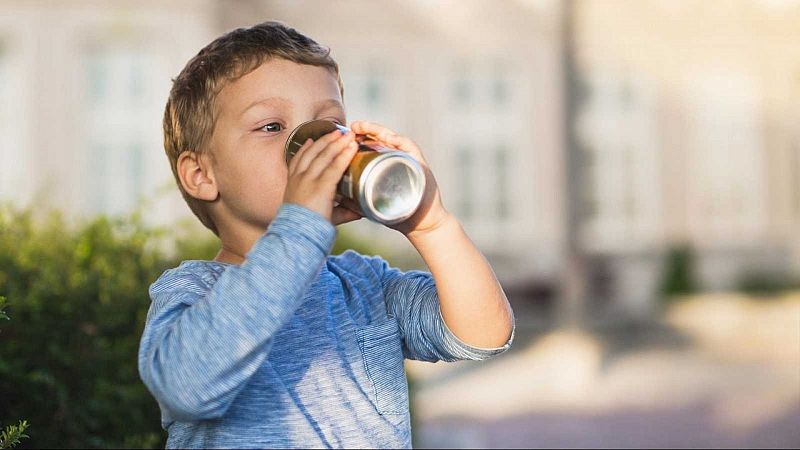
[
  {"left": 326, "top": 249, "right": 386, "bottom": 280},
  {"left": 147, "top": 252, "right": 395, "bottom": 302},
  {"left": 149, "top": 260, "right": 229, "bottom": 301}
]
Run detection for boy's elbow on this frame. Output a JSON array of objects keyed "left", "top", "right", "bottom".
[
  {"left": 139, "top": 356, "right": 232, "bottom": 421},
  {"left": 147, "top": 374, "right": 233, "bottom": 421},
  {"left": 161, "top": 393, "right": 231, "bottom": 421}
]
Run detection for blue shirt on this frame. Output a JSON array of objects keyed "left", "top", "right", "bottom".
[{"left": 137, "top": 203, "right": 514, "bottom": 449}]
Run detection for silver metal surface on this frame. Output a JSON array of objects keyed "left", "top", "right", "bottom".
[
  {"left": 284, "top": 119, "right": 425, "bottom": 224},
  {"left": 359, "top": 152, "right": 425, "bottom": 224}
]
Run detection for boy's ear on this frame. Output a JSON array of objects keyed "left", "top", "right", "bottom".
[{"left": 177, "top": 151, "right": 219, "bottom": 202}]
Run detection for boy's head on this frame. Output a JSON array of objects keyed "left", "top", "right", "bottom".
[{"left": 164, "top": 21, "right": 345, "bottom": 236}]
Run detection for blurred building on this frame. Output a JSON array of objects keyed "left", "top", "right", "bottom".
[
  {"left": 2, "top": 0, "right": 800, "bottom": 319},
  {"left": 573, "top": 0, "right": 800, "bottom": 315},
  {"left": 0, "top": 0, "right": 217, "bottom": 225},
  {"left": 234, "top": 0, "right": 568, "bottom": 288}
]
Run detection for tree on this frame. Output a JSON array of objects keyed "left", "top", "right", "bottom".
[{"left": 659, "top": 244, "right": 699, "bottom": 302}]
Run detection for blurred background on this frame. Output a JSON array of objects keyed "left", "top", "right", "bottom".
[{"left": 1, "top": 0, "right": 799, "bottom": 448}]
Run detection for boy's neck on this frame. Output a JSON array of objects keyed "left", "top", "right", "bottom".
[
  {"left": 212, "top": 219, "right": 269, "bottom": 265},
  {"left": 213, "top": 247, "right": 246, "bottom": 265}
]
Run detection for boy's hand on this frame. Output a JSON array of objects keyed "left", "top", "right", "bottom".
[
  {"left": 282, "top": 129, "right": 363, "bottom": 225},
  {"left": 350, "top": 121, "right": 451, "bottom": 238}
]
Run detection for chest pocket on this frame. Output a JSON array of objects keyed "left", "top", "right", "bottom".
[{"left": 356, "top": 318, "right": 409, "bottom": 415}]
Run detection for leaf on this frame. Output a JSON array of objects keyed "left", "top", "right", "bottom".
[{"left": 0, "top": 420, "right": 30, "bottom": 449}]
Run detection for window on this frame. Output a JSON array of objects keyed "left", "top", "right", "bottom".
[
  {"left": 455, "top": 145, "right": 474, "bottom": 219},
  {"left": 623, "top": 147, "right": 637, "bottom": 219},
  {"left": 687, "top": 70, "right": 765, "bottom": 236},
  {"left": 452, "top": 62, "right": 472, "bottom": 108},
  {"left": 129, "top": 142, "right": 144, "bottom": 205},
  {"left": 495, "top": 145, "right": 510, "bottom": 219},
  {"left": 577, "top": 71, "right": 662, "bottom": 247},
  {"left": 793, "top": 73, "right": 800, "bottom": 219},
  {"left": 492, "top": 70, "right": 509, "bottom": 108},
  {"left": 364, "top": 72, "right": 382, "bottom": 108},
  {"left": 0, "top": 40, "right": 32, "bottom": 204},
  {"left": 794, "top": 141, "right": 800, "bottom": 218},
  {"left": 83, "top": 44, "right": 152, "bottom": 216},
  {"left": 345, "top": 60, "right": 397, "bottom": 132},
  {"left": 87, "top": 53, "right": 107, "bottom": 105},
  {"left": 88, "top": 141, "right": 109, "bottom": 213}
]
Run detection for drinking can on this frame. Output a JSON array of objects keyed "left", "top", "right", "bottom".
[{"left": 285, "top": 119, "right": 426, "bottom": 225}]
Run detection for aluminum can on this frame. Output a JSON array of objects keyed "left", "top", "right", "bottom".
[{"left": 285, "top": 119, "right": 426, "bottom": 225}]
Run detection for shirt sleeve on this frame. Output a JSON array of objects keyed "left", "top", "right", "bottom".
[
  {"left": 137, "top": 203, "right": 336, "bottom": 422},
  {"left": 363, "top": 254, "right": 515, "bottom": 363}
]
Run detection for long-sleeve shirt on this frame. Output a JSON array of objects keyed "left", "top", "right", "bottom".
[{"left": 137, "top": 203, "right": 514, "bottom": 449}]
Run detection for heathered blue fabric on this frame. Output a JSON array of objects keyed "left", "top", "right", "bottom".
[{"left": 138, "top": 203, "right": 514, "bottom": 449}]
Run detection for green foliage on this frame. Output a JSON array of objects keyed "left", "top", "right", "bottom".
[
  {"left": 0, "top": 204, "right": 382, "bottom": 449},
  {"left": 1, "top": 297, "right": 31, "bottom": 449},
  {"left": 332, "top": 226, "right": 382, "bottom": 256},
  {"left": 659, "top": 244, "right": 699, "bottom": 302},
  {"left": 0, "top": 295, "right": 8, "bottom": 321},
  {"left": 171, "top": 218, "right": 219, "bottom": 261},
  {"left": 0, "top": 420, "right": 29, "bottom": 449},
  {"left": 0, "top": 205, "right": 197, "bottom": 449},
  {"left": 736, "top": 271, "right": 800, "bottom": 297}
]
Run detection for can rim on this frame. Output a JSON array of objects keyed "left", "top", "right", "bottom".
[{"left": 284, "top": 119, "right": 343, "bottom": 164}]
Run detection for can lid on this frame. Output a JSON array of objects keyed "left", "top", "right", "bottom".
[
  {"left": 284, "top": 119, "right": 345, "bottom": 164},
  {"left": 362, "top": 153, "right": 426, "bottom": 224}
]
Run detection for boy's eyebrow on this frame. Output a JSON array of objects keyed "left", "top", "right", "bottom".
[
  {"left": 240, "top": 97, "right": 344, "bottom": 117},
  {"left": 313, "top": 98, "right": 346, "bottom": 112},
  {"left": 241, "top": 96, "right": 291, "bottom": 116}
]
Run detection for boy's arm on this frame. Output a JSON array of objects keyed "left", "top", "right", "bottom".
[
  {"left": 140, "top": 126, "right": 356, "bottom": 421},
  {"left": 350, "top": 120, "right": 514, "bottom": 351},
  {"left": 365, "top": 253, "right": 514, "bottom": 363},
  {"left": 406, "top": 214, "right": 514, "bottom": 349},
  {"left": 137, "top": 203, "right": 335, "bottom": 422}
]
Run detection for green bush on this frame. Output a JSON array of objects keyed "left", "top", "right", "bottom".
[
  {"left": 736, "top": 271, "right": 800, "bottom": 297},
  {"left": 659, "top": 244, "right": 699, "bottom": 303},
  {"left": 1, "top": 295, "right": 30, "bottom": 450},
  {"left": 0, "top": 206, "right": 208, "bottom": 448},
  {"left": 0, "top": 204, "right": 381, "bottom": 448}
]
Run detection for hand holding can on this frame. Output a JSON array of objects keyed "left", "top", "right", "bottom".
[
  {"left": 285, "top": 120, "right": 426, "bottom": 225},
  {"left": 281, "top": 127, "right": 359, "bottom": 223}
]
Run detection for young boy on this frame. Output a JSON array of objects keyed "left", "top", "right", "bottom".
[{"left": 137, "top": 21, "right": 514, "bottom": 448}]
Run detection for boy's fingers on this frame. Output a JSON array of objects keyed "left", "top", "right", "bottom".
[
  {"left": 293, "top": 129, "right": 343, "bottom": 174},
  {"left": 350, "top": 121, "right": 395, "bottom": 140},
  {"left": 306, "top": 132, "right": 356, "bottom": 178},
  {"left": 318, "top": 140, "right": 358, "bottom": 184},
  {"left": 293, "top": 129, "right": 341, "bottom": 173},
  {"left": 350, "top": 120, "right": 421, "bottom": 158},
  {"left": 288, "top": 138, "right": 313, "bottom": 173}
]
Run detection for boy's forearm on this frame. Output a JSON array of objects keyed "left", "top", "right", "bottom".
[
  {"left": 406, "top": 214, "right": 514, "bottom": 348},
  {"left": 139, "top": 204, "right": 335, "bottom": 420}
]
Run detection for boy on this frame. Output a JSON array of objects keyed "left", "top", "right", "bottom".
[{"left": 138, "top": 21, "right": 514, "bottom": 448}]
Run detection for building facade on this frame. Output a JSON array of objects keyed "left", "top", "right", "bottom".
[
  {"left": 574, "top": 0, "right": 800, "bottom": 314},
  {"left": 0, "top": 0, "right": 216, "bottom": 225},
  {"left": 2, "top": 0, "right": 800, "bottom": 318}
]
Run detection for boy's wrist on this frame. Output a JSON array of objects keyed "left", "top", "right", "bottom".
[
  {"left": 405, "top": 212, "right": 460, "bottom": 247},
  {"left": 263, "top": 203, "right": 337, "bottom": 255}
]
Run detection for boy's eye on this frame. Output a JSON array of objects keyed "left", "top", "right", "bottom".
[{"left": 260, "top": 122, "right": 283, "bottom": 133}]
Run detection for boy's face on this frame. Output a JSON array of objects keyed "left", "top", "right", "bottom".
[{"left": 207, "top": 58, "right": 345, "bottom": 232}]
